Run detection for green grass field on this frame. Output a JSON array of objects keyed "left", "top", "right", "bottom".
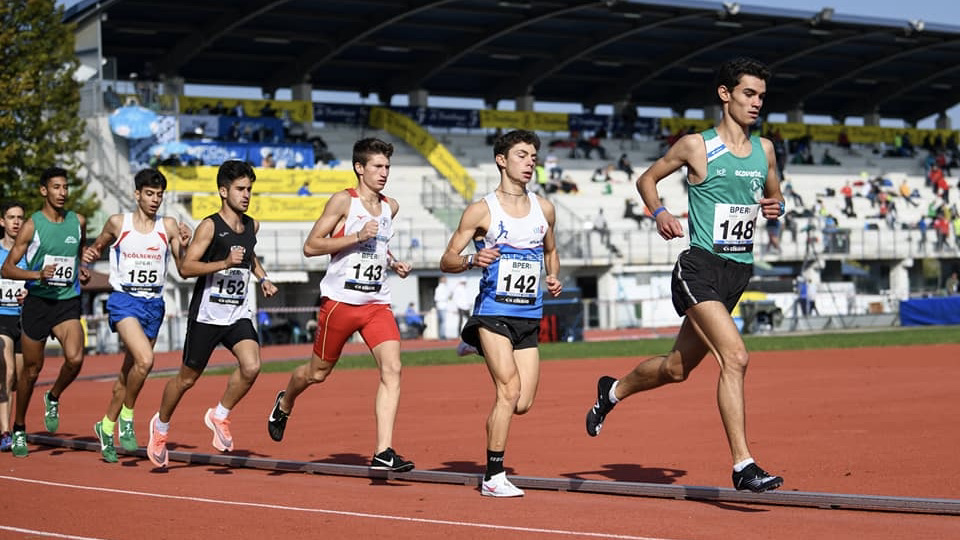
[{"left": 246, "top": 325, "right": 960, "bottom": 375}]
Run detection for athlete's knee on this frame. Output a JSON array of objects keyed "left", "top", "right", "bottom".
[
  {"left": 237, "top": 362, "right": 260, "bottom": 383},
  {"left": 496, "top": 383, "right": 521, "bottom": 409},
  {"left": 305, "top": 363, "right": 333, "bottom": 384},
  {"left": 720, "top": 348, "right": 749, "bottom": 373},
  {"left": 514, "top": 398, "right": 534, "bottom": 415},
  {"left": 660, "top": 352, "right": 690, "bottom": 383}
]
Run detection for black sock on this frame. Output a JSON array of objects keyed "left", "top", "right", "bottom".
[
  {"left": 47, "top": 392, "right": 59, "bottom": 402},
  {"left": 13, "top": 424, "right": 25, "bottom": 433},
  {"left": 485, "top": 449, "right": 505, "bottom": 480}
]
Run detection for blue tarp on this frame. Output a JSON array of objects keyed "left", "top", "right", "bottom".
[{"left": 899, "top": 297, "right": 960, "bottom": 326}]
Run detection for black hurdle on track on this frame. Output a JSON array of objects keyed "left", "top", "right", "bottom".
[{"left": 28, "top": 434, "right": 960, "bottom": 516}]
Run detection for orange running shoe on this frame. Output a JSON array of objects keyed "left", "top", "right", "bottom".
[
  {"left": 147, "top": 412, "right": 168, "bottom": 468},
  {"left": 204, "top": 408, "right": 233, "bottom": 452}
]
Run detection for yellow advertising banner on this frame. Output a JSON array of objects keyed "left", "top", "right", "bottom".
[
  {"left": 478, "top": 110, "right": 530, "bottom": 129},
  {"left": 160, "top": 166, "right": 355, "bottom": 194},
  {"left": 178, "top": 96, "right": 313, "bottom": 123},
  {"left": 370, "top": 107, "right": 475, "bottom": 200},
  {"left": 766, "top": 122, "right": 807, "bottom": 140},
  {"left": 191, "top": 194, "right": 329, "bottom": 221},
  {"left": 659, "top": 117, "right": 713, "bottom": 135}
]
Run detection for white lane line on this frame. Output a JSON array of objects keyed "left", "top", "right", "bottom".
[
  {"left": 0, "top": 525, "right": 108, "bottom": 540},
  {"left": 0, "top": 475, "right": 683, "bottom": 540}
]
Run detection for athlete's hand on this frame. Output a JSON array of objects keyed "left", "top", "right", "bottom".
[
  {"left": 81, "top": 245, "right": 101, "bottom": 264},
  {"left": 358, "top": 220, "right": 378, "bottom": 242},
  {"left": 229, "top": 246, "right": 247, "bottom": 268},
  {"left": 655, "top": 210, "right": 685, "bottom": 241},
  {"left": 39, "top": 263, "right": 57, "bottom": 282},
  {"left": 759, "top": 197, "right": 784, "bottom": 219},
  {"left": 392, "top": 260, "right": 412, "bottom": 278},
  {"left": 178, "top": 222, "right": 193, "bottom": 244},
  {"left": 260, "top": 279, "right": 278, "bottom": 298},
  {"left": 545, "top": 274, "right": 563, "bottom": 297},
  {"left": 78, "top": 266, "right": 91, "bottom": 285},
  {"left": 472, "top": 247, "right": 500, "bottom": 268}
]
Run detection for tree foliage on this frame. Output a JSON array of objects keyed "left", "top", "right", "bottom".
[{"left": 0, "top": 0, "right": 97, "bottom": 218}]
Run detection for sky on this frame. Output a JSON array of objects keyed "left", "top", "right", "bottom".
[{"left": 60, "top": 0, "right": 959, "bottom": 128}]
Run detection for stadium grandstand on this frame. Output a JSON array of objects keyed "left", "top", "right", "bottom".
[{"left": 62, "top": 0, "right": 960, "bottom": 351}]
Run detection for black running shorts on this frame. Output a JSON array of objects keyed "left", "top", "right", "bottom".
[
  {"left": 20, "top": 295, "right": 81, "bottom": 342},
  {"left": 461, "top": 315, "right": 540, "bottom": 357},
  {"left": 671, "top": 247, "right": 753, "bottom": 317},
  {"left": 182, "top": 319, "right": 259, "bottom": 371}
]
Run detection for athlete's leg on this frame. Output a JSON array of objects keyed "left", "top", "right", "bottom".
[
  {"left": 479, "top": 328, "right": 521, "bottom": 452},
  {"left": 107, "top": 318, "right": 157, "bottom": 420},
  {"left": 370, "top": 339, "right": 401, "bottom": 453},
  {"left": 280, "top": 353, "right": 335, "bottom": 413},
  {"left": 220, "top": 339, "right": 261, "bottom": 409},
  {"left": 14, "top": 335, "right": 45, "bottom": 425},
  {"left": 512, "top": 347, "right": 540, "bottom": 415},
  {"left": 0, "top": 335, "right": 13, "bottom": 433},
  {"left": 48, "top": 318, "right": 85, "bottom": 400},
  {"left": 158, "top": 363, "right": 202, "bottom": 423},
  {"left": 614, "top": 318, "right": 709, "bottom": 399},
  {"left": 684, "top": 300, "right": 751, "bottom": 464}
]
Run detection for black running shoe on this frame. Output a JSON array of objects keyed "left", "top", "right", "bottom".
[
  {"left": 267, "top": 391, "right": 289, "bottom": 442},
  {"left": 586, "top": 376, "right": 617, "bottom": 437},
  {"left": 371, "top": 447, "right": 415, "bottom": 472},
  {"left": 732, "top": 463, "right": 784, "bottom": 492}
]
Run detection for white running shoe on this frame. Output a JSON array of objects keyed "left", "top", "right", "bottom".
[{"left": 481, "top": 472, "right": 524, "bottom": 497}]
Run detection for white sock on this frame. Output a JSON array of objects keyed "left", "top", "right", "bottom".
[
  {"left": 733, "top": 458, "right": 755, "bottom": 472},
  {"left": 214, "top": 403, "right": 230, "bottom": 420},
  {"left": 155, "top": 419, "right": 170, "bottom": 435},
  {"left": 608, "top": 380, "right": 620, "bottom": 404}
]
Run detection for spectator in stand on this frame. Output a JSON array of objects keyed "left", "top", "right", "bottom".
[
  {"left": 765, "top": 217, "right": 781, "bottom": 254},
  {"left": 933, "top": 212, "right": 951, "bottom": 252},
  {"left": 554, "top": 175, "right": 580, "bottom": 194},
  {"left": 781, "top": 177, "right": 804, "bottom": 208},
  {"left": 768, "top": 129, "right": 787, "bottom": 181},
  {"left": 916, "top": 216, "right": 929, "bottom": 252},
  {"left": 837, "top": 131, "right": 851, "bottom": 152},
  {"left": 433, "top": 277, "right": 451, "bottom": 340},
  {"left": 297, "top": 182, "right": 311, "bottom": 196},
  {"left": 617, "top": 153, "right": 635, "bottom": 181},
  {"left": 451, "top": 279, "right": 473, "bottom": 332},
  {"left": 404, "top": 303, "right": 426, "bottom": 337},
  {"left": 262, "top": 153, "right": 276, "bottom": 169},
  {"left": 841, "top": 181, "right": 855, "bottom": 217},
  {"left": 259, "top": 101, "right": 277, "bottom": 118},
  {"left": 899, "top": 178, "right": 919, "bottom": 207},
  {"left": 953, "top": 211, "right": 960, "bottom": 250},
  {"left": 231, "top": 102, "right": 245, "bottom": 117},
  {"left": 945, "top": 272, "right": 959, "bottom": 295},
  {"left": 592, "top": 208, "right": 622, "bottom": 257},
  {"left": 211, "top": 101, "right": 228, "bottom": 115},
  {"left": 623, "top": 198, "right": 653, "bottom": 229},
  {"left": 821, "top": 148, "right": 841, "bottom": 166},
  {"left": 545, "top": 153, "right": 563, "bottom": 180}
]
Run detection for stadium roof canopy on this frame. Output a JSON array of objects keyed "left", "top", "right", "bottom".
[{"left": 66, "top": 0, "right": 960, "bottom": 123}]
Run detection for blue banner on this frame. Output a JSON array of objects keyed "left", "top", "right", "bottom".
[
  {"left": 568, "top": 113, "right": 609, "bottom": 133},
  {"left": 313, "top": 103, "right": 369, "bottom": 125}
]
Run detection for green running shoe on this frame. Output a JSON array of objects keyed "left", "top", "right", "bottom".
[
  {"left": 94, "top": 421, "right": 118, "bottom": 463},
  {"left": 11, "top": 430, "right": 28, "bottom": 458},
  {"left": 118, "top": 417, "right": 138, "bottom": 451},
  {"left": 43, "top": 391, "right": 60, "bottom": 433}
]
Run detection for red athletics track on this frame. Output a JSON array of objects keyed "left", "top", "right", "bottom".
[{"left": 2, "top": 343, "right": 958, "bottom": 539}]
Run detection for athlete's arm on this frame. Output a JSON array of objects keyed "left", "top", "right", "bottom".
[
  {"left": 440, "top": 200, "right": 495, "bottom": 273},
  {"left": 758, "top": 138, "right": 786, "bottom": 219},
  {"left": 163, "top": 217, "right": 187, "bottom": 278},
  {"left": 0, "top": 218, "right": 38, "bottom": 281},
  {"left": 637, "top": 134, "right": 701, "bottom": 241},
  {"left": 178, "top": 218, "right": 239, "bottom": 278},
  {"left": 539, "top": 197, "right": 562, "bottom": 298},
  {"left": 77, "top": 213, "right": 90, "bottom": 284},
  {"left": 303, "top": 190, "right": 364, "bottom": 257},
  {"left": 82, "top": 213, "right": 122, "bottom": 264}
]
